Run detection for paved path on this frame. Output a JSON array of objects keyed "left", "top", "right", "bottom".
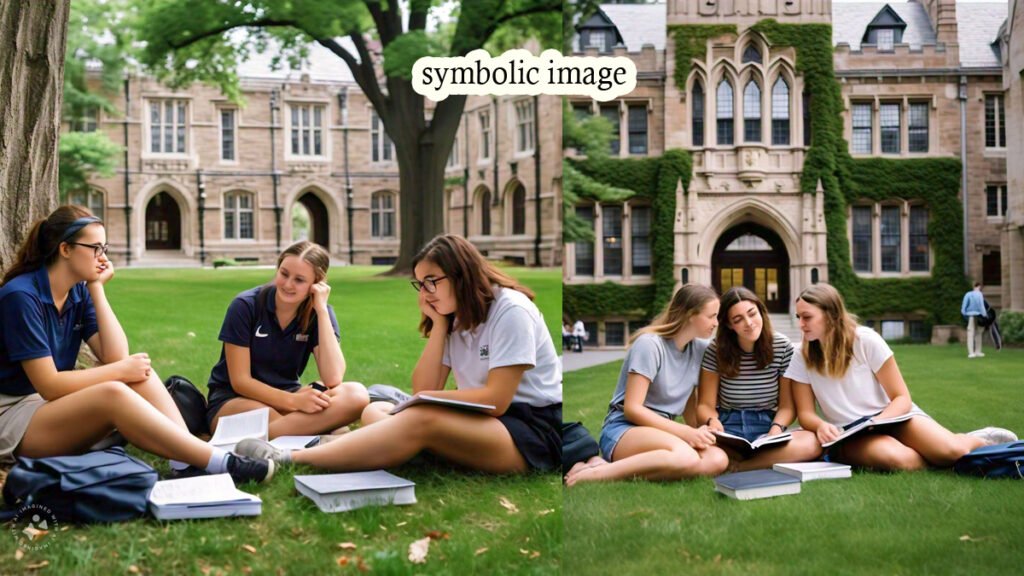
[{"left": 561, "top": 350, "right": 627, "bottom": 373}]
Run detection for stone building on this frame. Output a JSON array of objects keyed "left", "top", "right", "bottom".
[
  {"left": 567, "top": 0, "right": 1016, "bottom": 347},
  {"left": 68, "top": 43, "right": 561, "bottom": 267}
]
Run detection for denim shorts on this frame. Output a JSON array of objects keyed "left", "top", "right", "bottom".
[
  {"left": 598, "top": 410, "right": 635, "bottom": 460},
  {"left": 719, "top": 408, "right": 775, "bottom": 443}
]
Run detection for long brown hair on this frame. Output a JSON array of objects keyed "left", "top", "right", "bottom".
[
  {"left": 274, "top": 241, "right": 330, "bottom": 333},
  {"left": 2, "top": 205, "right": 99, "bottom": 286},
  {"left": 715, "top": 287, "right": 774, "bottom": 378},
  {"left": 412, "top": 234, "right": 534, "bottom": 336},
  {"left": 798, "top": 283, "right": 858, "bottom": 378},
  {"left": 631, "top": 284, "right": 718, "bottom": 345}
]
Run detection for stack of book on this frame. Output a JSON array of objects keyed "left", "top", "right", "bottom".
[{"left": 149, "top": 474, "right": 261, "bottom": 520}]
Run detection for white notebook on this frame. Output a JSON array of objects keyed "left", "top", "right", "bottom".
[
  {"left": 148, "top": 474, "right": 261, "bottom": 520},
  {"left": 294, "top": 471, "right": 417, "bottom": 513},
  {"left": 389, "top": 395, "right": 494, "bottom": 415},
  {"left": 208, "top": 408, "right": 269, "bottom": 452},
  {"left": 773, "top": 462, "right": 853, "bottom": 482}
]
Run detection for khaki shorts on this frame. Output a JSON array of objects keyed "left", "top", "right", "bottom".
[{"left": 0, "top": 392, "right": 46, "bottom": 464}]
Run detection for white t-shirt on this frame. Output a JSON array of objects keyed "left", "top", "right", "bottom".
[
  {"left": 442, "top": 287, "right": 562, "bottom": 407},
  {"left": 784, "top": 326, "right": 926, "bottom": 426},
  {"left": 572, "top": 320, "right": 587, "bottom": 338}
]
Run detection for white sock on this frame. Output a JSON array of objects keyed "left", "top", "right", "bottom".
[
  {"left": 204, "top": 447, "right": 231, "bottom": 474},
  {"left": 169, "top": 459, "right": 189, "bottom": 471}
]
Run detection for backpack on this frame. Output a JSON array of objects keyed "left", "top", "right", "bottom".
[
  {"left": 953, "top": 441, "right": 1024, "bottom": 479},
  {"left": 562, "top": 421, "right": 601, "bottom": 476},
  {"left": 0, "top": 447, "right": 158, "bottom": 524},
  {"left": 165, "top": 374, "right": 210, "bottom": 437}
]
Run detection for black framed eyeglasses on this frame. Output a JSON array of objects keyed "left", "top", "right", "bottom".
[
  {"left": 70, "top": 242, "right": 109, "bottom": 258},
  {"left": 410, "top": 276, "right": 448, "bottom": 293}
]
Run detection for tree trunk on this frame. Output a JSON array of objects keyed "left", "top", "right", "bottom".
[{"left": 0, "top": 1, "right": 69, "bottom": 275}]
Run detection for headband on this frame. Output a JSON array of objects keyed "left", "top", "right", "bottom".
[{"left": 58, "top": 217, "right": 102, "bottom": 244}]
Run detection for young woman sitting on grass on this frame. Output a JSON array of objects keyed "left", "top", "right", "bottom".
[
  {"left": 0, "top": 206, "right": 271, "bottom": 484},
  {"left": 787, "top": 283, "right": 1017, "bottom": 471},
  {"left": 565, "top": 284, "right": 730, "bottom": 486},
  {"left": 205, "top": 241, "right": 368, "bottom": 440},
  {"left": 697, "top": 287, "right": 821, "bottom": 471},
  {"left": 235, "top": 234, "right": 562, "bottom": 474}
]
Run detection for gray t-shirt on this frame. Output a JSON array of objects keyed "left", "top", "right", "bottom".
[
  {"left": 607, "top": 333, "right": 711, "bottom": 418},
  {"left": 442, "top": 286, "right": 562, "bottom": 407}
]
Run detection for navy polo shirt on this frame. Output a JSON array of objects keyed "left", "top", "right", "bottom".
[
  {"left": 206, "top": 286, "right": 340, "bottom": 404},
  {"left": 0, "top": 267, "right": 99, "bottom": 396}
]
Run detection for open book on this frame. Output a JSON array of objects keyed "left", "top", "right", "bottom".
[
  {"left": 713, "top": 470, "right": 801, "bottom": 501},
  {"left": 294, "top": 471, "right": 416, "bottom": 513},
  {"left": 773, "top": 462, "right": 852, "bottom": 482},
  {"left": 390, "top": 395, "right": 495, "bottom": 415},
  {"left": 821, "top": 413, "right": 915, "bottom": 448},
  {"left": 208, "top": 408, "right": 269, "bottom": 452},
  {"left": 712, "top": 430, "right": 792, "bottom": 456},
  {"left": 148, "top": 474, "right": 261, "bottom": 520}
]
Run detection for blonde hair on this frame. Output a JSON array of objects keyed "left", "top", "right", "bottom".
[
  {"left": 798, "top": 283, "right": 858, "bottom": 378},
  {"left": 276, "top": 241, "right": 330, "bottom": 333},
  {"left": 631, "top": 284, "right": 718, "bottom": 344}
]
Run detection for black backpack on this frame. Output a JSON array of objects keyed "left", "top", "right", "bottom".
[
  {"left": 164, "top": 374, "right": 210, "bottom": 437},
  {"left": 0, "top": 447, "right": 158, "bottom": 524},
  {"left": 562, "top": 421, "right": 601, "bottom": 476}
]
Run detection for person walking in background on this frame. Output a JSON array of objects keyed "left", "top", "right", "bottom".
[
  {"left": 961, "top": 283, "right": 986, "bottom": 358},
  {"left": 572, "top": 318, "right": 588, "bottom": 353}
]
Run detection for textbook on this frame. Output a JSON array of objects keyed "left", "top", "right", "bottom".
[
  {"left": 148, "top": 474, "right": 261, "bottom": 520},
  {"left": 713, "top": 470, "right": 802, "bottom": 501},
  {"left": 367, "top": 384, "right": 413, "bottom": 404},
  {"left": 389, "top": 394, "right": 495, "bottom": 415},
  {"left": 208, "top": 408, "right": 269, "bottom": 452},
  {"left": 270, "top": 435, "right": 320, "bottom": 450},
  {"left": 294, "top": 471, "right": 417, "bottom": 513},
  {"left": 772, "top": 462, "right": 853, "bottom": 482},
  {"left": 821, "top": 413, "right": 915, "bottom": 448},
  {"left": 712, "top": 430, "right": 792, "bottom": 456}
]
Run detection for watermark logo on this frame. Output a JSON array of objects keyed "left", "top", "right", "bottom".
[{"left": 9, "top": 504, "right": 59, "bottom": 551}]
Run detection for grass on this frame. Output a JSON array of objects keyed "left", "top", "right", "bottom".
[
  {"left": 564, "top": 345, "right": 1024, "bottom": 575},
  {"left": 2, "top": 266, "right": 562, "bottom": 575}
]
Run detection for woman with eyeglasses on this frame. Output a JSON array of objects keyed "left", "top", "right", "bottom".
[
  {"left": 235, "top": 234, "right": 562, "bottom": 474},
  {"left": 0, "top": 205, "right": 273, "bottom": 484},
  {"left": 204, "top": 240, "right": 368, "bottom": 444}
]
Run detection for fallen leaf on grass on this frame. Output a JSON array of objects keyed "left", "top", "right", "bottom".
[
  {"left": 336, "top": 556, "right": 350, "bottom": 566},
  {"left": 537, "top": 509, "right": 555, "bottom": 516},
  {"left": 338, "top": 542, "right": 357, "bottom": 551},
  {"left": 408, "top": 537, "right": 431, "bottom": 564},
  {"left": 959, "top": 534, "right": 987, "bottom": 542},
  {"left": 424, "top": 531, "right": 449, "bottom": 540},
  {"left": 15, "top": 549, "right": 24, "bottom": 561},
  {"left": 22, "top": 526, "right": 47, "bottom": 542},
  {"left": 499, "top": 496, "right": 519, "bottom": 514},
  {"left": 474, "top": 547, "right": 488, "bottom": 556},
  {"left": 241, "top": 544, "right": 257, "bottom": 555},
  {"left": 128, "top": 566, "right": 139, "bottom": 574},
  {"left": 26, "top": 561, "right": 49, "bottom": 570},
  {"left": 395, "top": 522, "right": 408, "bottom": 527},
  {"left": 242, "top": 568, "right": 252, "bottom": 574}
]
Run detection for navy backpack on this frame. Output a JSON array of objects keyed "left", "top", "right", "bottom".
[
  {"left": 0, "top": 447, "right": 158, "bottom": 523},
  {"left": 953, "top": 441, "right": 1024, "bottom": 479}
]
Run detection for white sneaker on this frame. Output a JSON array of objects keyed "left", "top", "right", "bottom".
[
  {"left": 968, "top": 353, "right": 978, "bottom": 358},
  {"left": 976, "top": 352, "right": 986, "bottom": 357},
  {"left": 967, "top": 427, "right": 1018, "bottom": 446}
]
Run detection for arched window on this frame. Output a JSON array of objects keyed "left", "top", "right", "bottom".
[
  {"left": 717, "top": 80, "right": 734, "bottom": 145},
  {"left": 692, "top": 81, "right": 705, "bottom": 147},
  {"left": 511, "top": 184, "right": 526, "bottom": 236},
  {"left": 743, "top": 81, "right": 761, "bottom": 142},
  {"left": 371, "top": 191, "right": 396, "bottom": 238},
  {"left": 69, "top": 188, "right": 104, "bottom": 221},
  {"left": 772, "top": 78, "right": 790, "bottom": 145},
  {"left": 224, "top": 191, "right": 255, "bottom": 240},
  {"left": 479, "top": 189, "right": 491, "bottom": 236},
  {"left": 742, "top": 44, "right": 762, "bottom": 64}
]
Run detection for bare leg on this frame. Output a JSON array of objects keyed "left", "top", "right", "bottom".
[
  {"left": 123, "top": 369, "right": 187, "bottom": 429},
  {"left": 293, "top": 405, "right": 528, "bottom": 474},
  {"left": 565, "top": 426, "right": 729, "bottom": 485},
  {"left": 268, "top": 382, "right": 369, "bottom": 437},
  {"left": 735, "top": 430, "right": 823, "bottom": 472},
  {"left": 360, "top": 401, "right": 396, "bottom": 427},
  {"left": 210, "top": 397, "right": 284, "bottom": 434},
  {"left": 831, "top": 434, "right": 928, "bottom": 471},
  {"left": 890, "top": 417, "right": 985, "bottom": 467},
  {"left": 17, "top": 382, "right": 214, "bottom": 467}
]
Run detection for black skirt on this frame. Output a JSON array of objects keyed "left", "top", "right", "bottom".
[{"left": 498, "top": 402, "right": 562, "bottom": 472}]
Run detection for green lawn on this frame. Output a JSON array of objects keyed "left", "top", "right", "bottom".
[
  {"left": 2, "top": 266, "right": 562, "bottom": 575},
  {"left": 564, "top": 345, "right": 1024, "bottom": 575}
]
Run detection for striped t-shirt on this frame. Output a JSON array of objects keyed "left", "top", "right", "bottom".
[{"left": 700, "top": 332, "right": 794, "bottom": 410}]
